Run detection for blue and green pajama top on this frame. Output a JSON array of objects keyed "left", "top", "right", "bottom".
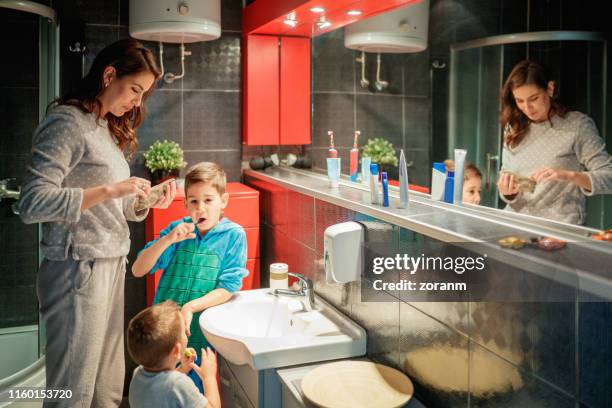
[{"left": 144, "top": 217, "right": 248, "bottom": 351}]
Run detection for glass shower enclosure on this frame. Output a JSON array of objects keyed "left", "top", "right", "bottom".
[
  {"left": 0, "top": 1, "right": 58, "bottom": 388},
  {"left": 448, "top": 31, "right": 609, "bottom": 228}
]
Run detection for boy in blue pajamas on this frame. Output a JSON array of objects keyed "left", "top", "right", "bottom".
[{"left": 132, "top": 162, "right": 248, "bottom": 392}]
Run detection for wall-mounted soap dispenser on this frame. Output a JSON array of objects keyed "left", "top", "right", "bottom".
[{"left": 324, "top": 222, "right": 364, "bottom": 284}]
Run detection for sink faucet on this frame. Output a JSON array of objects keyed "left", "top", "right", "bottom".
[{"left": 272, "top": 272, "right": 316, "bottom": 312}]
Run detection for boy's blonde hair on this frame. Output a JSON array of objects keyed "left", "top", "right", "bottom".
[
  {"left": 127, "top": 301, "right": 182, "bottom": 370},
  {"left": 185, "top": 162, "right": 227, "bottom": 196},
  {"left": 443, "top": 159, "right": 483, "bottom": 181}
]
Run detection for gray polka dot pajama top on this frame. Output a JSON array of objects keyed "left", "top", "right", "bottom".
[{"left": 500, "top": 111, "right": 612, "bottom": 225}]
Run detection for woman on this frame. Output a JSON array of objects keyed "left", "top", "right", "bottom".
[
  {"left": 19, "top": 39, "right": 176, "bottom": 406},
  {"left": 497, "top": 60, "right": 612, "bottom": 224}
]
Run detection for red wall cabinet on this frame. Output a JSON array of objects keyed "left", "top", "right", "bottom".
[
  {"left": 243, "top": 34, "right": 311, "bottom": 145},
  {"left": 243, "top": 35, "right": 279, "bottom": 145},
  {"left": 280, "top": 36, "right": 311, "bottom": 145},
  {"left": 144, "top": 182, "right": 261, "bottom": 306}
]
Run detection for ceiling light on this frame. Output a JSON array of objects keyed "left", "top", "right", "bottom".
[
  {"left": 284, "top": 11, "right": 297, "bottom": 27},
  {"left": 347, "top": 10, "right": 362, "bottom": 16},
  {"left": 310, "top": 7, "right": 325, "bottom": 13},
  {"left": 317, "top": 20, "right": 332, "bottom": 29}
]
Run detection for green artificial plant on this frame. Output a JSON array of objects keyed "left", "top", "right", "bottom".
[
  {"left": 362, "top": 138, "right": 399, "bottom": 170},
  {"left": 143, "top": 140, "right": 187, "bottom": 173}
]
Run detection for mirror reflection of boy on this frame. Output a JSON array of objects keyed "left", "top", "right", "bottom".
[
  {"left": 132, "top": 162, "right": 248, "bottom": 392},
  {"left": 444, "top": 159, "right": 483, "bottom": 205}
]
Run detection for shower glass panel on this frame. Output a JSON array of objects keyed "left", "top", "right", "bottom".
[
  {"left": 449, "top": 32, "right": 608, "bottom": 228},
  {"left": 0, "top": 4, "right": 58, "bottom": 382}
]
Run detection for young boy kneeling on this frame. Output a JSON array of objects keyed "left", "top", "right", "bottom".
[
  {"left": 127, "top": 301, "right": 220, "bottom": 408},
  {"left": 132, "top": 162, "right": 248, "bottom": 391}
]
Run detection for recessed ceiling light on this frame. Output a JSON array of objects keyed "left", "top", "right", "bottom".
[
  {"left": 283, "top": 18, "right": 298, "bottom": 27},
  {"left": 347, "top": 10, "right": 362, "bottom": 16},
  {"left": 317, "top": 21, "right": 332, "bottom": 29},
  {"left": 310, "top": 7, "right": 325, "bottom": 13}
]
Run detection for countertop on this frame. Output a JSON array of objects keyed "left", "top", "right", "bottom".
[{"left": 244, "top": 167, "right": 612, "bottom": 301}]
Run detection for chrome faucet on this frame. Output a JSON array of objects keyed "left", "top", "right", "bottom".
[
  {"left": 0, "top": 178, "right": 20, "bottom": 201},
  {"left": 272, "top": 272, "right": 316, "bottom": 312}
]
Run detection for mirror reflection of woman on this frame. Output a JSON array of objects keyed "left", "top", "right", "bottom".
[{"left": 497, "top": 60, "right": 612, "bottom": 224}]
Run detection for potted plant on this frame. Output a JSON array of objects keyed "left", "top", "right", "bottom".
[
  {"left": 362, "top": 137, "right": 398, "bottom": 178},
  {"left": 143, "top": 140, "right": 187, "bottom": 184}
]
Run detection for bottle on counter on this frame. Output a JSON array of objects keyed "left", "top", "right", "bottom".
[
  {"left": 269, "top": 263, "right": 289, "bottom": 289},
  {"left": 370, "top": 163, "right": 380, "bottom": 205},
  {"left": 381, "top": 171, "right": 389, "bottom": 207},
  {"left": 444, "top": 171, "right": 455, "bottom": 204},
  {"left": 431, "top": 162, "right": 446, "bottom": 201}
]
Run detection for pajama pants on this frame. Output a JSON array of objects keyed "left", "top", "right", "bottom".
[{"left": 37, "top": 255, "right": 126, "bottom": 408}]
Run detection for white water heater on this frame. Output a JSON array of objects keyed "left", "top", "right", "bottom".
[
  {"left": 344, "top": 0, "right": 429, "bottom": 53},
  {"left": 129, "top": 0, "right": 221, "bottom": 43}
]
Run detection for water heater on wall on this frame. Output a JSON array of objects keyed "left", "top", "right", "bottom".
[
  {"left": 344, "top": 0, "right": 429, "bottom": 53},
  {"left": 129, "top": 0, "right": 221, "bottom": 43}
]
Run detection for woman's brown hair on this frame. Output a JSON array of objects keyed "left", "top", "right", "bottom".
[
  {"left": 54, "top": 38, "right": 161, "bottom": 157},
  {"left": 500, "top": 60, "right": 567, "bottom": 148}
]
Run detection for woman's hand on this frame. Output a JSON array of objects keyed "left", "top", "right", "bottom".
[
  {"left": 151, "top": 180, "right": 177, "bottom": 209},
  {"left": 532, "top": 167, "right": 593, "bottom": 191},
  {"left": 498, "top": 172, "right": 519, "bottom": 197},
  {"left": 181, "top": 304, "right": 193, "bottom": 337},
  {"left": 108, "top": 177, "right": 151, "bottom": 199},
  {"left": 165, "top": 222, "right": 196, "bottom": 244},
  {"left": 532, "top": 167, "right": 574, "bottom": 184}
]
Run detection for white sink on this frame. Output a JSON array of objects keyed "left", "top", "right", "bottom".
[{"left": 199, "top": 288, "right": 366, "bottom": 370}]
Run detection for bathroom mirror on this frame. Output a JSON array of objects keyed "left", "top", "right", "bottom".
[{"left": 308, "top": 0, "right": 611, "bottom": 229}]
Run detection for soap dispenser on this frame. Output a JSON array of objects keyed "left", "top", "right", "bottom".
[{"left": 323, "top": 222, "right": 364, "bottom": 284}]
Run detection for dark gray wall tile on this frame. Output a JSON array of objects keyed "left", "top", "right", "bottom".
[
  {"left": 83, "top": 25, "right": 120, "bottom": 75},
  {"left": 313, "top": 30, "right": 355, "bottom": 93},
  {"left": 579, "top": 297, "right": 612, "bottom": 408},
  {"left": 400, "top": 302, "right": 469, "bottom": 407},
  {"left": 404, "top": 97, "right": 431, "bottom": 151},
  {"left": 469, "top": 341, "right": 575, "bottom": 407},
  {"left": 359, "top": 53, "right": 404, "bottom": 96},
  {"left": 403, "top": 50, "right": 431, "bottom": 97},
  {"left": 355, "top": 94, "right": 403, "bottom": 153},
  {"left": 55, "top": 0, "right": 119, "bottom": 26},
  {"left": 0, "top": 20, "right": 38, "bottom": 87},
  {"left": 183, "top": 91, "right": 240, "bottom": 150},
  {"left": 453, "top": 0, "right": 502, "bottom": 43},
  {"left": 137, "top": 90, "right": 182, "bottom": 151},
  {"left": 140, "top": 41, "right": 182, "bottom": 91},
  {"left": 221, "top": 0, "right": 242, "bottom": 32},
  {"left": 0, "top": 88, "right": 39, "bottom": 155},
  {"left": 353, "top": 298, "right": 400, "bottom": 368},
  {"left": 404, "top": 147, "right": 430, "bottom": 186},
  {"left": 312, "top": 93, "right": 355, "bottom": 148},
  {"left": 286, "top": 190, "right": 315, "bottom": 249},
  {"left": 183, "top": 149, "right": 241, "bottom": 182},
  {"left": 314, "top": 198, "right": 355, "bottom": 254},
  {"left": 182, "top": 33, "right": 241, "bottom": 90},
  {"left": 500, "top": 0, "right": 528, "bottom": 34},
  {"left": 469, "top": 301, "right": 576, "bottom": 393}
]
